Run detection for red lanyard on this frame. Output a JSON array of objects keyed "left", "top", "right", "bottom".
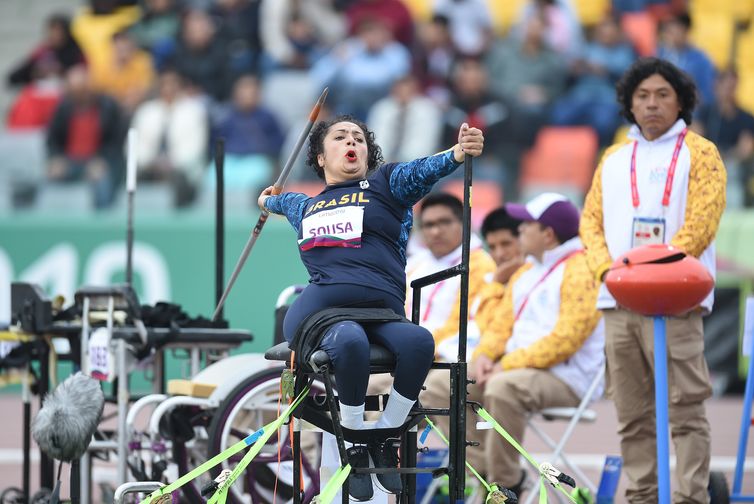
[
  {"left": 630, "top": 128, "right": 687, "bottom": 209},
  {"left": 514, "top": 250, "right": 582, "bottom": 322}
]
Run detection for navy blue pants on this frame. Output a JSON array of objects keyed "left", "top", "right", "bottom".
[{"left": 283, "top": 283, "right": 435, "bottom": 406}]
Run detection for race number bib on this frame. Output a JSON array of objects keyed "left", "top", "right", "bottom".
[
  {"left": 631, "top": 217, "right": 666, "bottom": 247},
  {"left": 88, "top": 327, "right": 114, "bottom": 381},
  {"left": 298, "top": 206, "right": 364, "bottom": 251}
]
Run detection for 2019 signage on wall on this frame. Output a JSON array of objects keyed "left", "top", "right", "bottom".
[
  {"left": 0, "top": 242, "right": 170, "bottom": 323},
  {"left": 0, "top": 215, "right": 309, "bottom": 356}
]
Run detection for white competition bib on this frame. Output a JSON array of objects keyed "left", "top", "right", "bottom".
[
  {"left": 88, "top": 327, "right": 115, "bottom": 381},
  {"left": 298, "top": 205, "right": 364, "bottom": 251}
]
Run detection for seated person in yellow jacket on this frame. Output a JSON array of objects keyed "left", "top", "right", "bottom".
[
  {"left": 367, "top": 193, "right": 495, "bottom": 408},
  {"left": 404, "top": 192, "right": 496, "bottom": 360},
  {"left": 473, "top": 206, "right": 524, "bottom": 338},
  {"left": 421, "top": 192, "right": 605, "bottom": 497}
]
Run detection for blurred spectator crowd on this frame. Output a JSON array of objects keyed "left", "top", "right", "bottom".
[{"left": 3, "top": 0, "right": 754, "bottom": 212}]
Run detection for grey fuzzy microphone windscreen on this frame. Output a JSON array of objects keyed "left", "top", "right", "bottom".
[{"left": 32, "top": 372, "right": 105, "bottom": 462}]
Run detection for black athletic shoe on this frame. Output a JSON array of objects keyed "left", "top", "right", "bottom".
[
  {"left": 507, "top": 470, "right": 527, "bottom": 499},
  {"left": 346, "top": 445, "right": 374, "bottom": 501},
  {"left": 367, "top": 439, "right": 402, "bottom": 495}
]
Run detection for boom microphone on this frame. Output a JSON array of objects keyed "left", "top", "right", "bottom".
[{"left": 32, "top": 372, "right": 104, "bottom": 462}]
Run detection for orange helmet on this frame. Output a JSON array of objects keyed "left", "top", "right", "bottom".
[{"left": 605, "top": 244, "right": 714, "bottom": 316}]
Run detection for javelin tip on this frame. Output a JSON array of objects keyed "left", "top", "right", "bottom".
[{"left": 309, "top": 87, "right": 329, "bottom": 121}]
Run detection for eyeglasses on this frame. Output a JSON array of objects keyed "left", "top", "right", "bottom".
[{"left": 419, "top": 217, "right": 459, "bottom": 231}]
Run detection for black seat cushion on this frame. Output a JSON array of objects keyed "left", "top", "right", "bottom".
[{"left": 264, "top": 341, "right": 396, "bottom": 368}]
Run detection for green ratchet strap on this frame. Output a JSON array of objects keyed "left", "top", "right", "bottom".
[
  {"left": 475, "top": 407, "right": 577, "bottom": 504},
  {"left": 423, "top": 416, "right": 492, "bottom": 493},
  {"left": 140, "top": 385, "right": 311, "bottom": 504},
  {"left": 423, "top": 417, "right": 517, "bottom": 504},
  {"left": 312, "top": 463, "right": 353, "bottom": 504},
  {"left": 207, "top": 384, "right": 311, "bottom": 504}
]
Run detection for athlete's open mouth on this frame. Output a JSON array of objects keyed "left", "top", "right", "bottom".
[{"left": 345, "top": 150, "right": 357, "bottom": 161}]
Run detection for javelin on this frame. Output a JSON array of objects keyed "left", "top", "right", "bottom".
[{"left": 212, "top": 87, "right": 329, "bottom": 321}]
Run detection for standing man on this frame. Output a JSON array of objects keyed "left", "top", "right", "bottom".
[{"left": 580, "top": 57, "right": 726, "bottom": 503}]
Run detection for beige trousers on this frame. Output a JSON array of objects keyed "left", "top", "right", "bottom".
[
  {"left": 603, "top": 308, "right": 712, "bottom": 504},
  {"left": 420, "top": 367, "right": 579, "bottom": 487}
]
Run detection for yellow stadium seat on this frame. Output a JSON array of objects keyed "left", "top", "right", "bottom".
[
  {"left": 691, "top": 0, "right": 754, "bottom": 21},
  {"left": 487, "top": 0, "right": 527, "bottom": 35},
  {"left": 572, "top": 0, "right": 610, "bottom": 27},
  {"left": 400, "top": 0, "right": 433, "bottom": 22},
  {"left": 689, "top": 10, "right": 735, "bottom": 69},
  {"left": 736, "top": 27, "right": 754, "bottom": 72},
  {"left": 733, "top": 0, "right": 754, "bottom": 21}
]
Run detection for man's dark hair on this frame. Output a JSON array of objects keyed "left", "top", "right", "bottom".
[
  {"left": 419, "top": 192, "right": 463, "bottom": 221},
  {"left": 480, "top": 207, "right": 522, "bottom": 239},
  {"left": 665, "top": 12, "right": 692, "bottom": 31},
  {"left": 306, "top": 115, "right": 384, "bottom": 180},
  {"left": 616, "top": 57, "right": 698, "bottom": 125},
  {"left": 431, "top": 14, "right": 450, "bottom": 27}
]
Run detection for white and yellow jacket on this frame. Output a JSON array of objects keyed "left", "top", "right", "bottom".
[
  {"left": 580, "top": 119, "right": 726, "bottom": 312},
  {"left": 406, "top": 236, "right": 496, "bottom": 362},
  {"left": 474, "top": 238, "right": 604, "bottom": 399}
]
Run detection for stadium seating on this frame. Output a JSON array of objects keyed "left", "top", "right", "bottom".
[
  {"left": 520, "top": 126, "right": 599, "bottom": 202},
  {"left": 487, "top": 0, "right": 527, "bottom": 35},
  {"left": 689, "top": 10, "right": 735, "bottom": 69},
  {"left": 572, "top": 0, "right": 611, "bottom": 27},
  {"left": 620, "top": 11, "right": 658, "bottom": 57},
  {"left": 439, "top": 179, "right": 504, "bottom": 228}
]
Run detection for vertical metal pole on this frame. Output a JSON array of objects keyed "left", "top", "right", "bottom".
[
  {"left": 215, "top": 139, "right": 225, "bottom": 321},
  {"left": 411, "top": 287, "right": 421, "bottom": 325},
  {"left": 293, "top": 375, "right": 303, "bottom": 504},
  {"left": 80, "top": 297, "right": 90, "bottom": 501},
  {"left": 653, "top": 316, "right": 671, "bottom": 504},
  {"left": 111, "top": 296, "right": 128, "bottom": 487},
  {"left": 190, "top": 348, "right": 201, "bottom": 377},
  {"left": 732, "top": 311, "right": 754, "bottom": 498},
  {"left": 22, "top": 364, "right": 31, "bottom": 502},
  {"left": 39, "top": 348, "right": 54, "bottom": 489},
  {"left": 449, "top": 155, "right": 472, "bottom": 502},
  {"left": 125, "top": 190, "right": 134, "bottom": 286},
  {"left": 81, "top": 297, "right": 90, "bottom": 374},
  {"left": 70, "top": 459, "right": 80, "bottom": 504},
  {"left": 126, "top": 128, "right": 138, "bottom": 287},
  {"left": 80, "top": 453, "right": 90, "bottom": 503},
  {"left": 405, "top": 429, "right": 418, "bottom": 504}
]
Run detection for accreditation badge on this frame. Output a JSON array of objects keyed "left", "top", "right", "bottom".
[
  {"left": 298, "top": 205, "right": 365, "bottom": 251},
  {"left": 631, "top": 217, "right": 666, "bottom": 247}
]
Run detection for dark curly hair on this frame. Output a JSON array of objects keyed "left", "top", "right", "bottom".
[
  {"left": 306, "top": 115, "right": 384, "bottom": 180},
  {"left": 616, "top": 57, "right": 698, "bottom": 125}
]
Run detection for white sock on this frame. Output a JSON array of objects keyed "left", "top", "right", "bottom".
[
  {"left": 339, "top": 401, "right": 365, "bottom": 430},
  {"left": 375, "top": 387, "right": 416, "bottom": 429}
]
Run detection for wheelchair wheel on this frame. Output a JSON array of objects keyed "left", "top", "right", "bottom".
[
  {"left": 709, "top": 471, "right": 730, "bottom": 504},
  {"left": 170, "top": 407, "right": 215, "bottom": 503},
  {"left": 205, "top": 366, "right": 324, "bottom": 504},
  {"left": 0, "top": 487, "right": 24, "bottom": 504}
]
